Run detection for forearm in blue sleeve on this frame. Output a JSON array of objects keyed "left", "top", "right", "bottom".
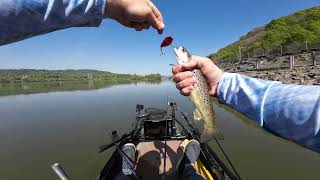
[
  {"left": 0, "top": 0, "right": 106, "bottom": 45},
  {"left": 217, "top": 72, "right": 320, "bottom": 152}
]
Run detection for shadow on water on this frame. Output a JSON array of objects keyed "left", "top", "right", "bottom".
[
  {"left": 0, "top": 80, "right": 162, "bottom": 97},
  {"left": 212, "top": 98, "right": 260, "bottom": 128}
]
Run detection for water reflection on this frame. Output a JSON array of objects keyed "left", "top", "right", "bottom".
[{"left": 0, "top": 80, "right": 161, "bottom": 97}]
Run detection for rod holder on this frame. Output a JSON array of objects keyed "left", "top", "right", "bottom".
[
  {"left": 255, "top": 60, "right": 260, "bottom": 70},
  {"left": 312, "top": 52, "right": 317, "bottom": 66},
  {"left": 289, "top": 56, "right": 295, "bottom": 69}
]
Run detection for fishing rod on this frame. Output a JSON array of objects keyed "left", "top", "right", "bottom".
[
  {"left": 107, "top": 130, "right": 141, "bottom": 180},
  {"left": 97, "top": 106, "right": 148, "bottom": 154},
  {"left": 170, "top": 105, "right": 222, "bottom": 171},
  {"left": 177, "top": 108, "right": 222, "bottom": 168},
  {"left": 176, "top": 106, "right": 242, "bottom": 180},
  {"left": 51, "top": 163, "right": 70, "bottom": 180}
]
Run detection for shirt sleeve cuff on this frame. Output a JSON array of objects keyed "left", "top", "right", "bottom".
[{"left": 216, "top": 72, "right": 236, "bottom": 104}]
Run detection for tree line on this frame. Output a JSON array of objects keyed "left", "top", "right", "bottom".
[
  {"left": 209, "top": 7, "right": 320, "bottom": 61},
  {"left": 0, "top": 69, "right": 162, "bottom": 83}
]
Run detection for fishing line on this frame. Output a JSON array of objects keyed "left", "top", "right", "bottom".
[
  {"left": 162, "top": 114, "right": 168, "bottom": 180},
  {"left": 214, "top": 138, "right": 242, "bottom": 180},
  {"left": 158, "top": 15, "right": 242, "bottom": 180},
  {"left": 162, "top": 81, "right": 170, "bottom": 180}
]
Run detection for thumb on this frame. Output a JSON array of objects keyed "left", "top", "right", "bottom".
[
  {"left": 147, "top": 2, "right": 165, "bottom": 33},
  {"left": 182, "top": 59, "right": 197, "bottom": 71},
  {"left": 148, "top": 13, "right": 164, "bottom": 33}
]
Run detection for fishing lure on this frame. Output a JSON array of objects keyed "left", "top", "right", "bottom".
[{"left": 160, "top": 36, "right": 174, "bottom": 55}]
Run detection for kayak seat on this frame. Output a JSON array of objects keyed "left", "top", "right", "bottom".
[{"left": 135, "top": 140, "right": 183, "bottom": 180}]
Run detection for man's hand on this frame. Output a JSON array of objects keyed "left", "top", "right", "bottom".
[
  {"left": 105, "top": 0, "right": 164, "bottom": 34},
  {"left": 172, "top": 56, "right": 224, "bottom": 97}
]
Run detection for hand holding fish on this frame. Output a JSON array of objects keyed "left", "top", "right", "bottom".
[
  {"left": 172, "top": 56, "right": 224, "bottom": 97},
  {"left": 172, "top": 47, "right": 224, "bottom": 142},
  {"left": 105, "top": 0, "right": 165, "bottom": 33}
]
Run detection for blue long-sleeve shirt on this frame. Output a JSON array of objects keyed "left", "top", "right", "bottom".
[
  {"left": 217, "top": 73, "right": 320, "bottom": 153},
  {"left": 1, "top": 1, "right": 320, "bottom": 153},
  {"left": 0, "top": 0, "right": 106, "bottom": 45}
]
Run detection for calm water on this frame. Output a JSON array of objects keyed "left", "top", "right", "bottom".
[{"left": 0, "top": 81, "right": 319, "bottom": 180}]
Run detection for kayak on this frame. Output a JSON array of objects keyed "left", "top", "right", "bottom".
[{"left": 97, "top": 103, "right": 240, "bottom": 180}]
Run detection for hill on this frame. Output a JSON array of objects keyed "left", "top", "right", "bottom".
[
  {"left": 209, "top": 6, "right": 320, "bottom": 61},
  {"left": 0, "top": 69, "right": 162, "bottom": 83}
]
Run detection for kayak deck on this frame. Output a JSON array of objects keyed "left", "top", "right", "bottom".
[
  {"left": 98, "top": 104, "right": 239, "bottom": 180},
  {"left": 135, "top": 140, "right": 182, "bottom": 180}
]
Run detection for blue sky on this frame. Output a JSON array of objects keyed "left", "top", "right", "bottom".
[{"left": 0, "top": 0, "right": 318, "bottom": 75}]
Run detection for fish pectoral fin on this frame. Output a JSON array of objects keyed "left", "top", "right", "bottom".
[
  {"left": 192, "top": 109, "right": 206, "bottom": 133},
  {"left": 193, "top": 108, "right": 202, "bottom": 121}
]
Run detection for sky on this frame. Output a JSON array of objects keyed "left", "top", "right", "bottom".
[{"left": 0, "top": 0, "right": 319, "bottom": 75}]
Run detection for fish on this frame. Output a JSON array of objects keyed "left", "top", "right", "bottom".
[{"left": 173, "top": 46, "right": 223, "bottom": 142}]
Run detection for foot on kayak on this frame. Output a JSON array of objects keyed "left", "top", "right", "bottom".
[
  {"left": 176, "top": 139, "right": 201, "bottom": 174},
  {"left": 121, "top": 143, "right": 136, "bottom": 175}
]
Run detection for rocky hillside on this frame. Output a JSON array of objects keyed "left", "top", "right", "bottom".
[
  {"left": 209, "top": 6, "right": 320, "bottom": 60},
  {"left": 238, "top": 65, "right": 320, "bottom": 85},
  {"left": 215, "top": 51, "right": 320, "bottom": 85}
]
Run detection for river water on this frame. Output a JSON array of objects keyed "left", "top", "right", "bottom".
[{"left": 0, "top": 81, "right": 319, "bottom": 180}]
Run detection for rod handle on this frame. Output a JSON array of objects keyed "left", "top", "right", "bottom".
[
  {"left": 97, "top": 143, "right": 114, "bottom": 153},
  {"left": 51, "top": 163, "right": 70, "bottom": 180}
]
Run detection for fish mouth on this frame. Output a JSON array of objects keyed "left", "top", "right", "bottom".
[
  {"left": 174, "top": 46, "right": 191, "bottom": 58},
  {"left": 174, "top": 46, "right": 191, "bottom": 65},
  {"left": 173, "top": 46, "right": 183, "bottom": 56},
  {"left": 174, "top": 46, "right": 184, "bottom": 65}
]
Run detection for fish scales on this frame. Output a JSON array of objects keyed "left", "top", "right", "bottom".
[
  {"left": 190, "top": 69, "right": 216, "bottom": 142},
  {"left": 193, "top": 69, "right": 213, "bottom": 114}
]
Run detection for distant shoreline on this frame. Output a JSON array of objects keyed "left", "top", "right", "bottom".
[{"left": 0, "top": 69, "right": 162, "bottom": 83}]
